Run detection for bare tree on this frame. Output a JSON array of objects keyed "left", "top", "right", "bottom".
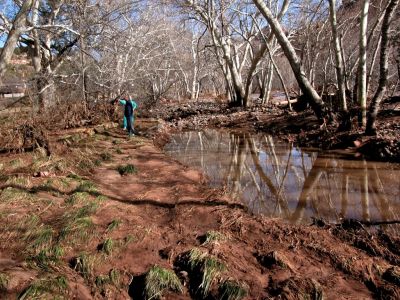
[
  {"left": 329, "top": 0, "right": 347, "bottom": 112},
  {"left": 252, "top": 0, "right": 326, "bottom": 122},
  {"left": 0, "top": 0, "right": 33, "bottom": 82},
  {"left": 366, "top": 0, "right": 399, "bottom": 134}
]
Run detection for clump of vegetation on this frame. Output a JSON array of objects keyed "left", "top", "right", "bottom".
[
  {"left": 109, "top": 269, "right": 120, "bottom": 285},
  {"left": 75, "top": 180, "right": 98, "bottom": 193},
  {"left": 9, "top": 158, "right": 22, "bottom": 169},
  {"left": 189, "top": 248, "right": 227, "bottom": 296},
  {"left": 124, "top": 234, "right": 138, "bottom": 245},
  {"left": 107, "top": 219, "right": 122, "bottom": 232},
  {"left": 0, "top": 187, "right": 32, "bottom": 203},
  {"left": 96, "top": 269, "right": 121, "bottom": 287},
  {"left": 28, "top": 246, "right": 64, "bottom": 270},
  {"left": 5, "top": 176, "right": 31, "bottom": 188},
  {"left": 0, "top": 273, "right": 9, "bottom": 291},
  {"left": 25, "top": 225, "right": 54, "bottom": 253},
  {"left": 101, "top": 238, "right": 114, "bottom": 255},
  {"left": 100, "top": 152, "right": 113, "bottom": 162},
  {"left": 115, "top": 148, "right": 123, "bottom": 154},
  {"left": 73, "top": 253, "right": 97, "bottom": 280},
  {"left": 59, "top": 202, "right": 98, "bottom": 241},
  {"left": 67, "top": 173, "right": 84, "bottom": 181},
  {"left": 117, "top": 164, "right": 137, "bottom": 175},
  {"left": 78, "top": 159, "right": 95, "bottom": 171},
  {"left": 19, "top": 276, "right": 68, "bottom": 299},
  {"left": 219, "top": 280, "right": 248, "bottom": 300},
  {"left": 202, "top": 230, "right": 227, "bottom": 245},
  {"left": 96, "top": 195, "right": 107, "bottom": 202},
  {"left": 145, "top": 265, "right": 183, "bottom": 299},
  {"left": 65, "top": 192, "right": 89, "bottom": 205},
  {"left": 60, "top": 216, "right": 94, "bottom": 241},
  {"left": 95, "top": 274, "right": 110, "bottom": 287}
]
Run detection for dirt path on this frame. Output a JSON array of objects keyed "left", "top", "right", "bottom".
[{"left": 1, "top": 123, "right": 400, "bottom": 299}]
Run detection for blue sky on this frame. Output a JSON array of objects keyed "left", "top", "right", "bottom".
[{"left": 0, "top": 0, "right": 18, "bottom": 47}]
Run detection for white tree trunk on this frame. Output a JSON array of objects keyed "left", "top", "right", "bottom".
[
  {"left": 252, "top": 0, "right": 326, "bottom": 121},
  {"left": 357, "top": 0, "right": 370, "bottom": 127},
  {"left": 329, "top": 0, "right": 347, "bottom": 111},
  {"left": 366, "top": 0, "right": 399, "bottom": 134}
]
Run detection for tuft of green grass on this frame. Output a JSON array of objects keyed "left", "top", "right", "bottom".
[
  {"left": 189, "top": 248, "right": 227, "bottom": 297},
  {"left": 0, "top": 273, "right": 9, "bottom": 291},
  {"left": 59, "top": 201, "right": 98, "bottom": 242},
  {"left": 19, "top": 276, "right": 68, "bottom": 299},
  {"left": 5, "top": 176, "right": 31, "bottom": 188},
  {"left": 78, "top": 159, "right": 95, "bottom": 171},
  {"left": 95, "top": 274, "right": 110, "bottom": 286},
  {"left": 188, "top": 248, "right": 208, "bottom": 269},
  {"left": 25, "top": 225, "right": 54, "bottom": 253},
  {"left": 124, "top": 234, "right": 138, "bottom": 245},
  {"left": 60, "top": 217, "right": 94, "bottom": 241},
  {"left": 107, "top": 219, "right": 122, "bottom": 232},
  {"left": 28, "top": 246, "right": 64, "bottom": 270},
  {"left": 117, "top": 164, "right": 137, "bottom": 176},
  {"left": 0, "top": 187, "right": 32, "bottom": 203},
  {"left": 145, "top": 265, "right": 183, "bottom": 300},
  {"left": 9, "top": 158, "right": 22, "bottom": 169},
  {"left": 75, "top": 181, "right": 98, "bottom": 193},
  {"left": 101, "top": 238, "right": 114, "bottom": 255},
  {"left": 202, "top": 230, "right": 227, "bottom": 245},
  {"left": 73, "top": 253, "right": 97, "bottom": 280},
  {"left": 65, "top": 192, "right": 89, "bottom": 205},
  {"left": 67, "top": 173, "right": 84, "bottom": 181},
  {"left": 95, "top": 269, "right": 120, "bottom": 287},
  {"left": 19, "top": 214, "right": 40, "bottom": 229},
  {"left": 109, "top": 269, "right": 120, "bottom": 285},
  {"left": 67, "top": 201, "right": 98, "bottom": 220},
  {"left": 100, "top": 152, "right": 112, "bottom": 162},
  {"left": 219, "top": 280, "right": 248, "bottom": 300}
]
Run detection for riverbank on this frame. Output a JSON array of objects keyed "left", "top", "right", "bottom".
[
  {"left": 0, "top": 119, "right": 399, "bottom": 299},
  {"left": 148, "top": 98, "right": 400, "bottom": 162}
]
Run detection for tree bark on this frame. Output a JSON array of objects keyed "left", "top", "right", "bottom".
[
  {"left": 366, "top": 0, "right": 399, "bottom": 135},
  {"left": 357, "top": 0, "right": 370, "bottom": 127},
  {"left": 252, "top": 0, "right": 326, "bottom": 122},
  {"left": 0, "top": 0, "right": 33, "bottom": 82}
]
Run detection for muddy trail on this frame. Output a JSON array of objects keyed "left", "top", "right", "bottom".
[{"left": 0, "top": 120, "right": 400, "bottom": 299}]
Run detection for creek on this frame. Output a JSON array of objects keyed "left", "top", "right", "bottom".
[{"left": 165, "top": 129, "right": 400, "bottom": 224}]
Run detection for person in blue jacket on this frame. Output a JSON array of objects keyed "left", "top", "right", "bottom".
[{"left": 117, "top": 95, "right": 137, "bottom": 136}]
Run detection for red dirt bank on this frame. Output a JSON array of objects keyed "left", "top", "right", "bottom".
[{"left": 0, "top": 120, "right": 399, "bottom": 299}]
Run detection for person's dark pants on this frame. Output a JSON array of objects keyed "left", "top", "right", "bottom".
[{"left": 125, "top": 113, "right": 134, "bottom": 136}]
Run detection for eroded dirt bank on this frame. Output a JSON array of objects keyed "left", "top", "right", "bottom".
[{"left": 0, "top": 120, "right": 399, "bottom": 299}]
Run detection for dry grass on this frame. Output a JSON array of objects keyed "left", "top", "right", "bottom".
[
  {"left": 145, "top": 265, "right": 183, "bottom": 299},
  {"left": 189, "top": 248, "right": 227, "bottom": 297}
]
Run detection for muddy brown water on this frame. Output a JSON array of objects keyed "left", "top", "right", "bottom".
[{"left": 165, "top": 129, "right": 400, "bottom": 224}]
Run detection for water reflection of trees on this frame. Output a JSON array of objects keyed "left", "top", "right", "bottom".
[{"left": 165, "top": 130, "right": 400, "bottom": 224}]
